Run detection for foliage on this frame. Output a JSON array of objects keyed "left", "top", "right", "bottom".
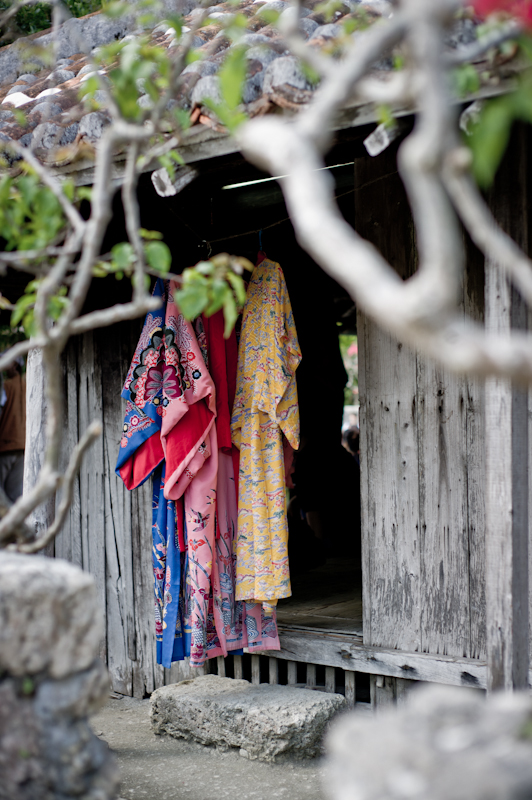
[
  {"left": 451, "top": 63, "right": 481, "bottom": 97},
  {"left": 175, "top": 255, "right": 252, "bottom": 338},
  {"left": 0, "top": 0, "right": 254, "bottom": 342},
  {"left": 11, "top": 280, "right": 68, "bottom": 338},
  {"left": 339, "top": 334, "right": 358, "bottom": 407},
  {"left": 466, "top": 34, "right": 532, "bottom": 187},
  {"left": 0, "top": 172, "right": 67, "bottom": 252},
  {"left": 203, "top": 45, "right": 249, "bottom": 132},
  {"left": 0, "top": 0, "right": 102, "bottom": 43}
]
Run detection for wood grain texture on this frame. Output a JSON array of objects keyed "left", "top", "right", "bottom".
[
  {"left": 484, "top": 125, "right": 529, "bottom": 691},
  {"left": 274, "top": 628, "right": 487, "bottom": 688},
  {"left": 464, "top": 238, "right": 486, "bottom": 660},
  {"left": 344, "top": 670, "right": 356, "bottom": 705},
  {"left": 325, "top": 666, "right": 336, "bottom": 693},
  {"left": 287, "top": 660, "right": 297, "bottom": 685},
  {"left": 234, "top": 655, "right": 243, "bottom": 680},
  {"left": 23, "top": 348, "right": 56, "bottom": 557},
  {"left": 417, "top": 355, "right": 470, "bottom": 657},
  {"left": 355, "top": 149, "right": 421, "bottom": 652},
  {"left": 58, "top": 321, "right": 161, "bottom": 698},
  {"left": 370, "top": 675, "right": 395, "bottom": 710},
  {"left": 251, "top": 655, "right": 261, "bottom": 685},
  {"left": 269, "top": 657, "right": 279, "bottom": 685},
  {"left": 78, "top": 331, "right": 107, "bottom": 665},
  {"left": 99, "top": 323, "right": 134, "bottom": 696},
  {"left": 55, "top": 340, "right": 81, "bottom": 566}
]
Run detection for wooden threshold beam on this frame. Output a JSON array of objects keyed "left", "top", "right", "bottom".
[{"left": 272, "top": 626, "right": 490, "bottom": 689}]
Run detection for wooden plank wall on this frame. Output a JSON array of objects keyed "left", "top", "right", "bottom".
[
  {"left": 53, "top": 321, "right": 202, "bottom": 696},
  {"left": 356, "top": 144, "right": 488, "bottom": 662}
]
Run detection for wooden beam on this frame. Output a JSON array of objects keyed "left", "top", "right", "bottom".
[
  {"left": 271, "top": 627, "right": 489, "bottom": 688},
  {"left": 485, "top": 124, "right": 530, "bottom": 691},
  {"left": 23, "top": 348, "right": 55, "bottom": 556}
]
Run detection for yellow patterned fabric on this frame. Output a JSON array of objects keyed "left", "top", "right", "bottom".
[{"left": 231, "top": 260, "right": 301, "bottom": 614}]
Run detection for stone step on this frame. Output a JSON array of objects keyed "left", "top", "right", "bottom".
[{"left": 151, "top": 674, "right": 347, "bottom": 761}]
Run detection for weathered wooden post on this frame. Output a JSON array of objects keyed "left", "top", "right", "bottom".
[
  {"left": 485, "top": 125, "right": 529, "bottom": 691},
  {"left": 23, "top": 347, "right": 55, "bottom": 556}
]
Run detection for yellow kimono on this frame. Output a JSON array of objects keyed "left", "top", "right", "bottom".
[{"left": 231, "top": 260, "right": 301, "bottom": 614}]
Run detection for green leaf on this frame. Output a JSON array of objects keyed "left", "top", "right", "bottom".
[
  {"left": 145, "top": 241, "right": 172, "bottom": 274},
  {"left": 175, "top": 283, "right": 209, "bottom": 320},
  {"left": 13, "top": 109, "right": 27, "bottom": 127},
  {"left": 111, "top": 242, "right": 135, "bottom": 270},
  {"left": 257, "top": 8, "right": 280, "bottom": 24},
  {"left": 218, "top": 45, "right": 247, "bottom": 111},
  {"left": 77, "top": 186, "right": 92, "bottom": 202},
  {"left": 195, "top": 261, "right": 215, "bottom": 276},
  {"left": 205, "top": 279, "right": 230, "bottom": 316},
  {"left": 140, "top": 228, "right": 164, "bottom": 240},
  {"left": 467, "top": 95, "right": 514, "bottom": 188},
  {"left": 300, "top": 62, "right": 320, "bottom": 87},
  {"left": 376, "top": 104, "right": 395, "bottom": 130},
  {"left": 11, "top": 293, "right": 36, "bottom": 328},
  {"left": 166, "top": 13, "right": 184, "bottom": 38},
  {"left": 103, "top": 0, "right": 128, "bottom": 17},
  {"left": 168, "top": 149, "right": 185, "bottom": 166},
  {"left": 63, "top": 179, "right": 75, "bottom": 203},
  {"left": 203, "top": 99, "right": 247, "bottom": 132},
  {"left": 451, "top": 64, "right": 480, "bottom": 98},
  {"left": 186, "top": 49, "right": 203, "bottom": 64},
  {"left": 226, "top": 270, "right": 247, "bottom": 306},
  {"left": 222, "top": 290, "right": 238, "bottom": 338},
  {"left": 174, "top": 107, "right": 192, "bottom": 131},
  {"left": 314, "top": 0, "right": 343, "bottom": 22}
]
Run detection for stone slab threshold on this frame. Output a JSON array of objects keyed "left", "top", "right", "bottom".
[{"left": 151, "top": 674, "right": 347, "bottom": 762}]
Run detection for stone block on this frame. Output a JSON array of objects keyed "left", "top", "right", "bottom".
[
  {"left": 325, "top": 685, "right": 532, "bottom": 800},
  {"left": 0, "top": 553, "right": 103, "bottom": 678},
  {"left": 151, "top": 674, "right": 346, "bottom": 761}
]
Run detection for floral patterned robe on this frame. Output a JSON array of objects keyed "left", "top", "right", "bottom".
[{"left": 231, "top": 260, "right": 301, "bottom": 614}]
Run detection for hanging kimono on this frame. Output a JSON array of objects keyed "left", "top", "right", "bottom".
[
  {"left": 116, "top": 279, "right": 218, "bottom": 667},
  {"left": 200, "top": 310, "right": 281, "bottom": 653},
  {"left": 117, "top": 279, "right": 280, "bottom": 667},
  {"left": 231, "top": 260, "right": 302, "bottom": 614}
]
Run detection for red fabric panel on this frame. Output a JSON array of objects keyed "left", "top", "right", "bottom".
[
  {"left": 164, "top": 399, "right": 213, "bottom": 487},
  {"left": 225, "top": 324, "right": 238, "bottom": 415},
  {"left": 176, "top": 496, "right": 186, "bottom": 552},
  {"left": 203, "top": 311, "right": 236, "bottom": 454},
  {"left": 119, "top": 433, "right": 164, "bottom": 490}
]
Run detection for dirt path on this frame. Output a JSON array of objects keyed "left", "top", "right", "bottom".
[{"left": 90, "top": 696, "right": 328, "bottom": 800}]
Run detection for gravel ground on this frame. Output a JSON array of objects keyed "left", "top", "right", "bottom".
[{"left": 90, "top": 695, "right": 329, "bottom": 800}]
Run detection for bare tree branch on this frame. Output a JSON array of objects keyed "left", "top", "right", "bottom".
[
  {"left": 297, "top": 12, "right": 409, "bottom": 149},
  {"left": 446, "top": 18, "right": 523, "bottom": 65}
]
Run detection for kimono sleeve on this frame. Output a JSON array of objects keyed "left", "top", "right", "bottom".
[
  {"left": 275, "top": 278, "right": 301, "bottom": 450},
  {"left": 115, "top": 279, "right": 167, "bottom": 489}
]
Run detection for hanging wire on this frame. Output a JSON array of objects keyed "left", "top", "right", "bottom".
[{"left": 167, "top": 186, "right": 356, "bottom": 251}]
